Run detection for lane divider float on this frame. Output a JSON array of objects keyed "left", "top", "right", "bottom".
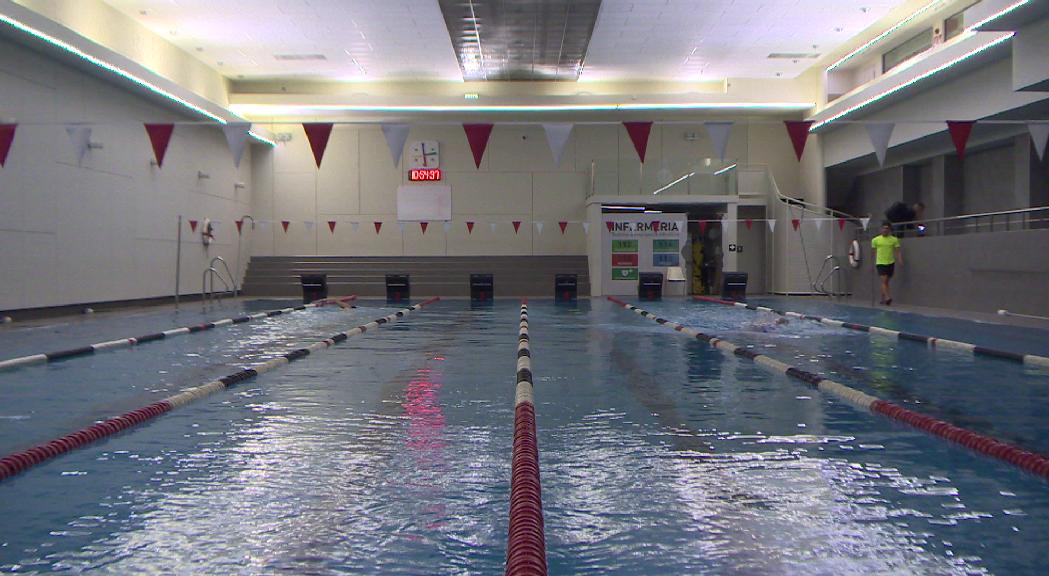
[
  {"left": 0, "top": 297, "right": 438, "bottom": 483},
  {"left": 694, "top": 295, "right": 1049, "bottom": 369},
  {"left": 608, "top": 296, "right": 1049, "bottom": 478},
  {"left": 506, "top": 301, "right": 547, "bottom": 576},
  {"left": 0, "top": 296, "right": 358, "bottom": 372}
]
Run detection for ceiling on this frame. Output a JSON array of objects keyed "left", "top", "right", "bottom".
[{"left": 103, "top": 0, "right": 913, "bottom": 82}]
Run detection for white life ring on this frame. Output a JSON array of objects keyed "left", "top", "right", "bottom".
[
  {"left": 201, "top": 218, "right": 215, "bottom": 246},
  {"left": 847, "top": 239, "right": 861, "bottom": 268}
]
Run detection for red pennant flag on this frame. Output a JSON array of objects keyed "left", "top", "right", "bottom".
[
  {"left": 374, "top": 221, "right": 383, "bottom": 234},
  {"left": 463, "top": 123, "right": 494, "bottom": 169},
  {"left": 512, "top": 221, "right": 522, "bottom": 234},
  {"left": 280, "top": 220, "right": 290, "bottom": 232},
  {"left": 559, "top": 221, "right": 568, "bottom": 234},
  {"left": 947, "top": 121, "right": 975, "bottom": 160},
  {"left": 327, "top": 221, "right": 337, "bottom": 233},
  {"left": 784, "top": 121, "right": 814, "bottom": 161},
  {"left": 699, "top": 220, "right": 708, "bottom": 234},
  {"left": 144, "top": 124, "right": 175, "bottom": 168},
  {"left": 650, "top": 220, "right": 661, "bottom": 233},
  {"left": 791, "top": 218, "right": 800, "bottom": 231},
  {"left": 0, "top": 124, "right": 16, "bottom": 167},
  {"left": 420, "top": 222, "right": 428, "bottom": 234},
  {"left": 189, "top": 220, "right": 199, "bottom": 233},
  {"left": 466, "top": 221, "right": 475, "bottom": 234},
  {"left": 745, "top": 219, "right": 753, "bottom": 230},
  {"left": 303, "top": 123, "right": 334, "bottom": 168},
  {"left": 838, "top": 218, "right": 846, "bottom": 231},
  {"left": 235, "top": 219, "right": 244, "bottom": 234},
  {"left": 623, "top": 121, "right": 653, "bottom": 163},
  {"left": 606, "top": 221, "right": 615, "bottom": 232}
]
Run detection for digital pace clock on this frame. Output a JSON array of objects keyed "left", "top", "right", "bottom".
[{"left": 409, "top": 168, "right": 442, "bottom": 181}]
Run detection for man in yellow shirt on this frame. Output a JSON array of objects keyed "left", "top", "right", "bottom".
[{"left": 871, "top": 221, "right": 902, "bottom": 305}]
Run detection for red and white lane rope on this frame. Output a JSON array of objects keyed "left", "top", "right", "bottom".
[
  {"left": 0, "top": 296, "right": 358, "bottom": 372},
  {"left": 0, "top": 297, "right": 438, "bottom": 483},
  {"left": 694, "top": 295, "right": 1049, "bottom": 369},
  {"left": 608, "top": 296, "right": 1049, "bottom": 478},
  {"left": 506, "top": 301, "right": 547, "bottom": 576}
]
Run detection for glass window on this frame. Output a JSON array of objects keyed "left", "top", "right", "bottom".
[{"left": 883, "top": 28, "right": 933, "bottom": 72}]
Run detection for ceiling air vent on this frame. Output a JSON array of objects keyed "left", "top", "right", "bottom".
[
  {"left": 274, "top": 54, "right": 328, "bottom": 61},
  {"left": 767, "top": 53, "right": 821, "bottom": 59}
]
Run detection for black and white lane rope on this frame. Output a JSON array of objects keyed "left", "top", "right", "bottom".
[
  {"left": 0, "top": 296, "right": 357, "bottom": 372},
  {"left": 0, "top": 297, "right": 438, "bottom": 482}
]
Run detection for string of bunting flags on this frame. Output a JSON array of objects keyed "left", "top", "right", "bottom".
[
  {"left": 179, "top": 216, "right": 872, "bottom": 238},
  {"left": 2, "top": 120, "right": 1048, "bottom": 170}
]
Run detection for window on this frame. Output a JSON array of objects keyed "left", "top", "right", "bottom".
[
  {"left": 944, "top": 3, "right": 977, "bottom": 41},
  {"left": 882, "top": 28, "right": 933, "bottom": 72}
]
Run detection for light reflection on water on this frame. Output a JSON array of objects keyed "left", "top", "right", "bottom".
[{"left": 0, "top": 300, "right": 1046, "bottom": 574}]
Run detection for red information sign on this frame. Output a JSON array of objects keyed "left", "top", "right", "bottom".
[
  {"left": 409, "top": 168, "right": 442, "bottom": 181},
  {"left": 612, "top": 253, "right": 638, "bottom": 267}
]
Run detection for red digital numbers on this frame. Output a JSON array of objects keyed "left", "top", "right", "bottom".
[{"left": 409, "top": 169, "right": 442, "bottom": 181}]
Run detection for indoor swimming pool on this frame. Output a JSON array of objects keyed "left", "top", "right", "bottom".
[{"left": 1, "top": 298, "right": 1047, "bottom": 574}]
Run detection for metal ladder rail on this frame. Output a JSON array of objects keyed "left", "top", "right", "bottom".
[
  {"left": 202, "top": 256, "right": 237, "bottom": 308},
  {"left": 813, "top": 255, "right": 844, "bottom": 296}
]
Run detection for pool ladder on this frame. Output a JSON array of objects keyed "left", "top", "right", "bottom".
[
  {"left": 813, "top": 255, "right": 846, "bottom": 297},
  {"left": 202, "top": 256, "right": 237, "bottom": 308}
]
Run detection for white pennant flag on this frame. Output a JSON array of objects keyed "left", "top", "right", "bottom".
[
  {"left": 381, "top": 123, "right": 411, "bottom": 167},
  {"left": 582, "top": 222, "right": 590, "bottom": 235},
  {"left": 542, "top": 123, "right": 573, "bottom": 167},
  {"left": 304, "top": 220, "right": 315, "bottom": 231},
  {"left": 813, "top": 218, "right": 823, "bottom": 231},
  {"left": 443, "top": 221, "right": 452, "bottom": 233},
  {"left": 398, "top": 222, "right": 406, "bottom": 233},
  {"left": 704, "top": 122, "right": 733, "bottom": 161},
  {"left": 865, "top": 122, "right": 895, "bottom": 168},
  {"left": 490, "top": 222, "right": 498, "bottom": 233},
  {"left": 351, "top": 221, "right": 360, "bottom": 232},
  {"left": 66, "top": 125, "right": 92, "bottom": 163},
  {"left": 767, "top": 219, "right": 777, "bottom": 233},
  {"left": 1029, "top": 122, "right": 1049, "bottom": 161},
  {"left": 535, "top": 221, "right": 544, "bottom": 235},
  {"left": 222, "top": 122, "right": 251, "bottom": 168},
  {"left": 860, "top": 217, "right": 871, "bottom": 231}
]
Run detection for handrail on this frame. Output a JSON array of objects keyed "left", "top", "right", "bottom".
[
  {"left": 767, "top": 171, "right": 863, "bottom": 222},
  {"left": 887, "top": 205, "right": 1049, "bottom": 227},
  {"left": 202, "top": 267, "right": 232, "bottom": 308},
  {"left": 210, "top": 256, "right": 237, "bottom": 298},
  {"left": 813, "top": 255, "right": 845, "bottom": 297}
]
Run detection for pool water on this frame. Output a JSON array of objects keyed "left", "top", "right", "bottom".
[{"left": 1, "top": 298, "right": 1047, "bottom": 574}]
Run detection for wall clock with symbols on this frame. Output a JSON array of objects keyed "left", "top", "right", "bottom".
[{"left": 408, "top": 141, "right": 440, "bottom": 169}]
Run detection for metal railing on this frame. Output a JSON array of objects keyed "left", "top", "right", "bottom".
[
  {"left": 877, "top": 206, "right": 1049, "bottom": 238},
  {"left": 813, "top": 255, "right": 845, "bottom": 297},
  {"left": 202, "top": 256, "right": 237, "bottom": 308}
]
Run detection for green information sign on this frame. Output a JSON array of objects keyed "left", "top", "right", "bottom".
[
  {"left": 611, "top": 239, "right": 638, "bottom": 253},
  {"left": 612, "top": 267, "right": 639, "bottom": 281},
  {"left": 652, "top": 239, "right": 679, "bottom": 252}
]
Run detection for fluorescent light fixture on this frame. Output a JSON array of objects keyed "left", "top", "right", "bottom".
[
  {"left": 464, "top": 93, "right": 479, "bottom": 99},
  {"left": 811, "top": 32, "right": 1014, "bottom": 130},
  {"left": 652, "top": 172, "right": 694, "bottom": 195},
  {"left": 0, "top": 10, "right": 275, "bottom": 146},
  {"left": 827, "top": 0, "right": 945, "bottom": 72},
  {"left": 643, "top": 210, "right": 663, "bottom": 214},
  {"left": 230, "top": 102, "right": 814, "bottom": 115},
  {"left": 967, "top": 0, "right": 1031, "bottom": 30},
  {"left": 603, "top": 205, "right": 645, "bottom": 211},
  {"left": 714, "top": 163, "right": 737, "bottom": 176}
]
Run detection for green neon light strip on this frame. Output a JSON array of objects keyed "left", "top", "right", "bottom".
[
  {"left": 811, "top": 33, "right": 1014, "bottom": 131},
  {"left": 827, "top": 0, "right": 947, "bottom": 72},
  {"left": 0, "top": 11, "right": 275, "bottom": 147}
]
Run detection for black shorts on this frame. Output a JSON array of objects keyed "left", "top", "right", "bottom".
[{"left": 877, "top": 263, "right": 895, "bottom": 278}]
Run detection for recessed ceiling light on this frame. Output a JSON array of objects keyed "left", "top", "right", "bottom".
[{"left": 834, "top": 27, "right": 844, "bottom": 32}]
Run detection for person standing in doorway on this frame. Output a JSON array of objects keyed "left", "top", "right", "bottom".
[{"left": 871, "top": 221, "right": 902, "bottom": 305}]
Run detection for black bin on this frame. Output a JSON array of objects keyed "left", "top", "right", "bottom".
[
  {"left": 386, "top": 274, "right": 410, "bottom": 303},
  {"left": 470, "top": 274, "right": 494, "bottom": 302},
  {"left": 638, "top": 273, "right": 663, "bottom": 301},
  {"left": 722, "top": 272, "right": 748, "bottom": 300},
  {"left": 300, "top": 274, "right": 328, "bottom": 304},
  {"left": 555, "top": 274, "right": 578, "bottom": 302}
]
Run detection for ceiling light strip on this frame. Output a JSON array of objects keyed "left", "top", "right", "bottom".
[
  {"left": 0, "top": 10, "right": 274, "bottom": 147},
  {"left": 811, "top": 32, "right": 1014, "bottom": 131},
  {"left": 230, "top": 102, "right": 814, "bottom": 114},
  {"left": 652, "top": 172, "right": 694, "bottom": 195},
  {"left": 827, "top": 0, "right": 946, "bottom": 72},
  {"left": 967, "top": 0, "right": 1032, "bottom": 31},
  {"left": 713, "top": 163, "right": 737, "bottom": 176}
]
